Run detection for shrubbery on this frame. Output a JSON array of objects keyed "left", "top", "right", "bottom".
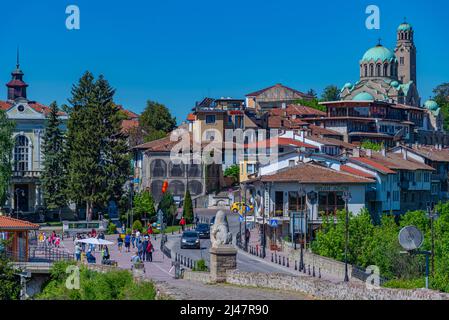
[
  {"left": 312, "top": 204, "right": 449, "bottom": 292},
  {"left": 38, "top": 261, "right": 156, "bottom": 300}
]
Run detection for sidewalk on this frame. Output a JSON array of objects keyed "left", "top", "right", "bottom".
[
  {"left": 241, "top": 227, "right": 348, "bottom": 284},
  {"left": 63, "top": 233, "right": 176, "bottom": 282}
]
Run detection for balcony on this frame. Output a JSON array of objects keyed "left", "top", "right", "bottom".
[{"left": 12, "top": 171, "right": 41, "bottom": 179}]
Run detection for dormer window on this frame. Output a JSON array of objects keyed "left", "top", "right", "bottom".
[{"left": 18, "top": 105, "right": 25, "bottom": 112}]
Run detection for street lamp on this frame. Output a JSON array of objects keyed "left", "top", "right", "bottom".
[
  {"left": 296, "top": 187, "right": 305, "bottom": 270},
  {"left": 342, "top": 190, "right": 352, "bottom": 282},
  {"left": 15, "top": 188, "right": 25, "bottom": 219},
  {"left": 426, "top": 202, "right": 439, "bottom": 277}
]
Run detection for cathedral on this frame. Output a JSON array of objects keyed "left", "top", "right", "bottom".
[
  {"left": 340, "top": 21, "right": 421, "bottom": 107},
  {"left": 339, "top": 21, "right": 447, "bottom": 144}
]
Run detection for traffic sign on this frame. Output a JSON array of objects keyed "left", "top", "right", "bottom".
[{"left": 269, "top": 219, "right": 278, "bottom": 227}]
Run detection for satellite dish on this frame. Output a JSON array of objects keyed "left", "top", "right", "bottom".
[{"left": 399, "top": 226, "right": 424, "bottom": 251}]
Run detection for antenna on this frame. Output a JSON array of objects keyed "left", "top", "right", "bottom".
[
  {"left": 398, "top": 226, "right": 424, "bottom": 251},
  {"left": 16, "top": 46, "right": 20, "bottom": 69}
]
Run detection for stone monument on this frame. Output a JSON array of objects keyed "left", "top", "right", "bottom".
[{"left": 209, "top": 210, "right": 237, "bottom": 283}]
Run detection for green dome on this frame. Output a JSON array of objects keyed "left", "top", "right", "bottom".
[
  {"left": 390, "top": 81, "right": 400, "bottom": 88},
  {"left": 362, "top": 45, "right": 397, "bottom": 63},
  {"left": 398, "top": 23, "right": 412, "bottom": 31},
  {"left": 353, "top": 92, "right": 374, "bottom": 101},
  {"left": 424, "top": 100, "right": 439, "bottom": 111}
]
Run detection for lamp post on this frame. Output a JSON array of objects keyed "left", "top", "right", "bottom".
[
  {"left": 15, "top": 188, "right": 25, "bottom": 219},
  {"left": 295, "top": 187, "right": 304, "bottom": 269},
  {"left": 342, "top": 190, "right": 352, "bottom": 282},
  {"left": 426, "top": 202, "right": 439, "bottom": 277}
]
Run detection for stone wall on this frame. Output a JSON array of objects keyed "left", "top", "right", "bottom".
[
  {"left": 226, "top": 271, "right": 449, "bottom": 300},
  {"left": 183, "top": 270, "right": 211, "bottom": 284}
]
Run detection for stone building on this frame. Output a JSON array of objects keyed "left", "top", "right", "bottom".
[{"left": 0, "top": 61, "right": 68, "bottom": 215}]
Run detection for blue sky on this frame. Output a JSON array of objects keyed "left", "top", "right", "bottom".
[{"left": 1, "top": 0, "right": 448, "bottom": 122}]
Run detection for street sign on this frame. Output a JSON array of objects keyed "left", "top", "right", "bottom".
[{"left": 269, "top": 219, "right": 278, "bottom": 227}]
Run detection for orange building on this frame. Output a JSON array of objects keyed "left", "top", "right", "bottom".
[{"left": 0, "top": 216, "right": 39, "bottom": 261}]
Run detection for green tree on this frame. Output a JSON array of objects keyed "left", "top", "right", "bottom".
[
  {"left": 321, "top": 85, "right": 340, "bottom": 101},
  {"left": 224, "top": 164, "right": 240, "bottom": 183},
  {"left": 361, "top": 140, "right": 384, "bottom": 151},
  {"left": 65, "top": 72, "right": 131, "bottom": 221},
  {"left": 0, "top": 240, "right": 20, "bottom": 300},
  {"left": 158, "top": 191, "right": 177, "bottom": 226},
  {"left": 183, "top": 189, "right": 193, "bottom": 223},
  {"left": 0, "top": 110, "right": 14, "bottom": 208},
  {"left": 41, "top": 102, "right": 67, "bottom": 220},
  {"left": 306, "top": 89, "right": 317, "bottom": 98},
  {"left": 294, "top": 98, "right": 326, "bottom": 112},
  {"left": 133, "top": 190, "right": 156, "bottom": 221},
  {"left": 140, "top": 100, "right": 176, "bottom": 142},
  {"left": 433, "top": 83, "right": 449, "bottom": 131}
]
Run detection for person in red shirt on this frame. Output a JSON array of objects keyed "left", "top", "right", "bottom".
[{"left": 180, "top": 217, "right": 186, "bottom": 231}]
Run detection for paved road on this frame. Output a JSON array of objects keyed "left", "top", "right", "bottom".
[{"left": 170, "top": 208, "right": 297, "bottom": 274}]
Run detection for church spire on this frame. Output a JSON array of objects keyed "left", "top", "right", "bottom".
[{"left": 6, "top": 49, "right": 28, "bottom": 101}]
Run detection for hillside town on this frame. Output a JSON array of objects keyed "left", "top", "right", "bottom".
[{"left": 2, "top": 19, "right": 449, "bottom": 302}]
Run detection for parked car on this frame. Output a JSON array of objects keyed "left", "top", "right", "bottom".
[
  {"left": 195, "top": 223, "right": 210, "bottom": 239},
  {"left": 181, "top": 231, "right": 200, "bottom": 249},
  {"left": 230, "top": 202, "right": 254, "bottom": 214}
]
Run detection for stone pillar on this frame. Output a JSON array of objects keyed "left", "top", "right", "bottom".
[{"left": 209, "top": 245, "right": 237, "bottom": 283}]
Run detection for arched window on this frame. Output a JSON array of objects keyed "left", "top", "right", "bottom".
[
  {"left": 151, "top": 159, "right": 167, "bottom": 177},
  {"left": 14, "top": 135, "right": 30, "bottom": 172},
  {"left": 376, "top": 64, "right": 381, "bottom": 77},
  {"left": 369, "top": 64, "right": 374, "bottom": 77},
  {"left": 383, "top": 64, "right": 389, "bottom": 77},
  {"left": 364, "top": 65, "right": 368, "bottom": 77},
  {"left": 390, "top": 64, "right": 395, "bottom": 77}
]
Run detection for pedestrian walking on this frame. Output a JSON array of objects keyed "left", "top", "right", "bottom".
[
  {"left": 124, "top": 233, "right": 131, "bottom": 252},
  {"left": 146, "top": 240, "right": 154, "bottom": 262},
  {"left": 131, "top": 232, "right": 136, "bottom": 249},
  {"left": 142, "top": 237, "right": 149, "bottom": 261},
  {"left": 180, "top": 217, "right": 186, "bottom": 231},
  {"left": 137, "top": 240, "right": 144, "bottom": 261},
  {"left": 117, "top": 234, "right": 124, "bottom": 252},
  {"left": 74, "top": 242, "right": 81, "bottom": 261}
]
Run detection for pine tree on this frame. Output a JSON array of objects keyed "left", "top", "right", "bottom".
[
  {"left": 183, "top": 189, "right": 193, "bottom": 224},
  {"left": 41, "top": 102, "right": 67, "bottom": 219},
  {"left": 65, "top": 72, "right": 130, "bottom": 221},
  {"left": 0, "top": 110, "right": 14, "bottom": 208}
]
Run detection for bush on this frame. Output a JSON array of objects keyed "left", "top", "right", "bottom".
[
  {"left": 38, "top": 262, "right": 156, "bottom": 300},
  {"left": 107, "top": 222, "right": 117, "bottom": 235},
  {"left": 224, "top": 165, "right": 239, "bottom": 183},
  {"left": 383, "top": 278, "right": 426, "bottom": 290},
  {"left": 193, "top": 259, "right": 208, "bottom": 272},
  {"left": 132, "top": 220, "right": 143, "bottom": 233}
]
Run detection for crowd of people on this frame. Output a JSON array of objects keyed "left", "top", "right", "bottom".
[
  {"left": 73, "top": 230, "right": 110, "bottom": 264},
  {"left": 119, "top": 228, "right": 156, "bottom": 265},
  {"left": 38, "top": 230, "right": 62, "bottom": 248}
]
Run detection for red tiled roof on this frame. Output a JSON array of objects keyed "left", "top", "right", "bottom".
[
  {"left": 340, "top": 165, "right": 376, "bottom": 179},
  {"left": 245, "top": 137, "right": 317, "bottom": 150},
  {"left": 350, "top": 157, "right": 396, "bottom": 174},
  {"left": 121, "top": 119, "right": 139, "bottom": 132},
  {"left": 309, "top": 125, "right": 343, "bottom": 137},
  {"left": 260, "top": 163, "right": 374, "bottom": 184},
  {"left": 270, "top": 105, "right": 326, "bottom": 117},
  {"left": 117, "top": 105, "right": 139, "bottom": 120},
  {"left": 0, "top": 216, "right": 40, "bottom": 230},
  {"left": 306, "top": 136, "right": 356, "bottom": 150},
  {"left": 6, "top": 79, "right": 28, "bottom": 87},
  {"left": 246, "top": 83, "right": 311, "bottom": 98},
  {"left": 0, "top": 101, "right": 11, "bottom": 111},
  {"left": 0, "top": 101, "right": 67, "bottom": 116}
]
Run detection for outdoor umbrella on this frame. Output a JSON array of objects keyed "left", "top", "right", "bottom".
[{"left": 76, "top": 238, "right": 114, "bottom": 246}]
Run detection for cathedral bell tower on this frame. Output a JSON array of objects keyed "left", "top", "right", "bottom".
[{"left": 395, "top": 20, "right": 417, "bottom": 87}]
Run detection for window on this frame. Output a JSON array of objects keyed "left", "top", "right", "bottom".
[
  {"left": 364, "top": 65, "right": 368, "bottom": 77},
  {"left": 400, "top": 57, "right": 405, "bottom": 66},
  {"left": 14, "top": 135, "right": 30, "bottom": 172},
  {"left": 376, "top": 64, "right": 381, "bottom": 76},
  {"left": 246, "top": 163, "right": 255, "bottom": 175},
  {"left": 288, "top": 192, "right": 306, "bottom": 213},
  {"left": 206, "top": 115, "right": 216, "bottom": 124},
  {"left": 275, "top": 192, "right": 284, "bottom": 217},
  {"left": 370, "top": 64, "right": 374, "bottom": 76},
  {"left": 318, "top": 191, "right": 345, "bottom": 216},
  {"left": 424, "top": 172, "right": 430, "bottom": 182}
]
